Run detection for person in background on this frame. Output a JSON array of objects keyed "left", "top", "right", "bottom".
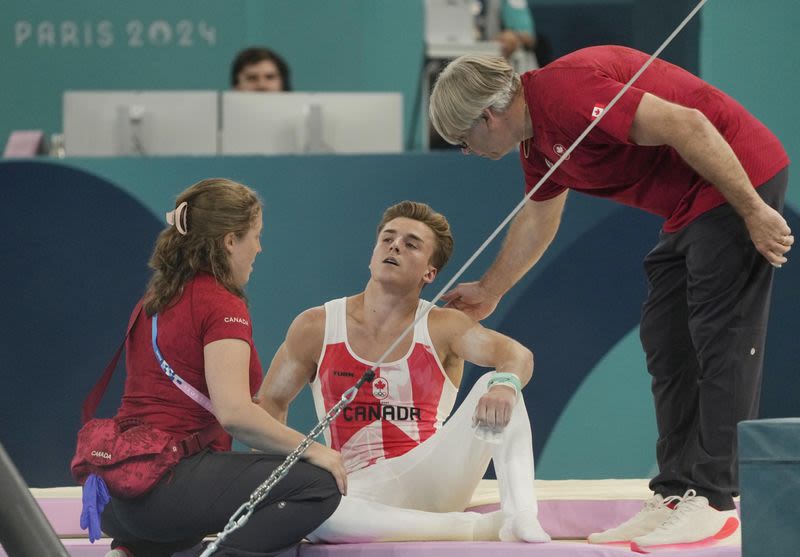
[
  {"left": 475, "top": 0, "right": 539, "bottom": 72},
  {"left": 231, "top": 47, "right": 292, "bottom": 92}
]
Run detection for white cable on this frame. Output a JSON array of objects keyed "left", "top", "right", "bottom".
[{"left": 364, "top": 0, "right": 709, "bottom": 377}]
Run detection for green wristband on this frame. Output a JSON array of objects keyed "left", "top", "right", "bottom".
[{"left": 487, "top": 372, "right": 522, "bottom": 395}]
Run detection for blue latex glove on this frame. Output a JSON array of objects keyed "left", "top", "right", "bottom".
[{"left": 80, "top": 474, "right": 110, "bottom": 543}]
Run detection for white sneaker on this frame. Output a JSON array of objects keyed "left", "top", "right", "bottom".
[
  {"left": 630, "top": 490, "right": 740, "bottom": 553},
  {"left": 587, "top": 494, "right": 672, "bottom": 544}
]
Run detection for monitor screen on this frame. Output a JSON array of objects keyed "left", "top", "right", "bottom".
[
  {"left": 220, "top": 92, "right": 403, "bottom": 155},
  {"left": 424, "top": 0, "right": 475, "bottom": 46},
  {"left": 63, "top": 91, "right": 218, "bottom": 156}
]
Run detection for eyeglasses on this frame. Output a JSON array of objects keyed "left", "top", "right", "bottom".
[{"left": 458, "top": 114, "right": 487, "bottom": 152}]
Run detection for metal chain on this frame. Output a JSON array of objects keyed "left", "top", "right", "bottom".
[{"left": 199, "top": 374, "right": 372, "bottom": 557}]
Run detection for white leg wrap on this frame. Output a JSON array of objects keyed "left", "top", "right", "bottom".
[
  {"left": 311, "top": 372, "right": 549, "bottom": 543},
  {"left": 488, "top": 377, "right": 550, "bottom": 542},
  {"left": 307, "top": 495, "right": 492, "bottom": 543}
]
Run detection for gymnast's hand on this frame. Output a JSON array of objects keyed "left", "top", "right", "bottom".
[
  {"left": 473, "top": 384, "right": 517, "bottom": 432},
  {"left": 305, "top": 442, "right": 348, "bottom": 495},
  {"left": 441, "top": 281, "right": 501, "bottom": 321}
]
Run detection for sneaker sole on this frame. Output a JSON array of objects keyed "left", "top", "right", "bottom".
[
  {"left": 630, "top": 517, "right": 739, "bottom": 554},
  {"left": 588, "top": 540, "right": 636, "bottom": 547}
]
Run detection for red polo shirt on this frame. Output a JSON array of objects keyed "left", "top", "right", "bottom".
[
  {"left": 117, "top": 273, "right": 262, "bottom": 451},
  {"left": 521, "top": 45, "right": 788, "bottom": 232}
]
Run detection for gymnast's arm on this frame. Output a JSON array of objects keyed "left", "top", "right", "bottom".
[
  {"left": 442, "top": 192, "right": 567, "bottom": 321},
  {"left": 432, "top": 308, "right": 533, "bottom": 430},
  {"left": 234, "top": 308, "right": 347, "bottom": 495},
  {"left": 256, "top": 307, "right": 325, "bottom": 425},
  {"left": 629, "top": 92, "right": 792, "bottom": 265}
]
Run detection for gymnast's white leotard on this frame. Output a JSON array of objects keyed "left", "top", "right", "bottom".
[{"left": 310, "top": 297, "right": 457, "bottom": 474}]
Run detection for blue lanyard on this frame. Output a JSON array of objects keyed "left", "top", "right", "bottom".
[
  {"left": 151, "top": 313, "right": 214, "bottom": 412},
  {"left": 152, "top": 314, "right": 180, "bottom": 382}
]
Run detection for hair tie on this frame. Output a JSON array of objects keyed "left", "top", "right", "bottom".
[{"left": 165, "top": 201, "right": 189, "bottom": 235}]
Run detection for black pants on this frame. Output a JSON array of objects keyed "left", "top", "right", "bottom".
[
  {"left": 640, "top": 167, "right": 788, "bottom": 511},
  {"left": 101, "top": 450, "right": 341, "bottom": 557}
]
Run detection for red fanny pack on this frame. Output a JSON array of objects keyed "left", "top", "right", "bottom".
[
  {"left": 70, "top": 301, "right": 221, "bottom": 498},
  {"left": 71, "top": 416, "right": 220, "bottom": 499}
]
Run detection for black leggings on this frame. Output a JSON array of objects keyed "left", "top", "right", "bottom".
[{"left": 101, "top": 450, "right": 341, "bottom": 557}]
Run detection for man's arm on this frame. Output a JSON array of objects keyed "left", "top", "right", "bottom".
[
  {"left": 432, "top": 308, "right": 533, "bottom": 430},
  {"left": 495, "top": 30, "right": 535, "bottom": 58},
  {"left": 442, "top": 191, "right": 568, "bottom": 320},
  {"left": 496, "top": 0, "right": 537, "bottom": 57},
  {"left": 256, "top": 307, "right": 324, "bottom": 424},
  {"left": 629, "top": 92, "right": 793, "bottom": 265}
]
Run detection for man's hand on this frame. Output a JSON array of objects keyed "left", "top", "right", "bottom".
[
  {"left": 630, "top": 93, "right": 792, "bottom": 268},
  {"left": 305, "top": 442, "right": 348, "bottom": 495},
  {"left": 473, "top": 384, "right": 518, "bottom": 431},
  {"left": 495, "top": 30, "right": 522, "bottom": 58},
  {"left": 442, "top": 281, "right": 501, "bottom": 321},
  {"left": 744, "top": 203, "right": 793, "bottom": 267}
]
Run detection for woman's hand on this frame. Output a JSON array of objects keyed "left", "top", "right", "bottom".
[{"left": 304, "top": 442, "right": 348, "bottom": 495}]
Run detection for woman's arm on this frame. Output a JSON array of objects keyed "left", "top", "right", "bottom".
[{"left": 205, "top": 336, "right": 347, "bottom": 493}]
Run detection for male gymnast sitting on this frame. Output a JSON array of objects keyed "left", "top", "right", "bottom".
[{"left": 257, "top": 201, "right": 550, "bottom": 543}]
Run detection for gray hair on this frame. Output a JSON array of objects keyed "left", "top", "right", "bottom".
[{"left": 429, "top": 55, "right": 520, "bottom": 145}]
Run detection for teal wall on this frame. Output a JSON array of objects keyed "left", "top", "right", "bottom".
[
  {"left": 700, "top": 0, "right": 800, "bottom": 208},
  {"left": 2, "top": 1, "right": 424, "bottom": 150},
  {"left": 2, "top": 1, "right": 798, "bottom": 485},
  {"left": 9, "top": 0, "right": 794, "bottom": 161},
  {"left": 0, "top": 0, "right": 695, "bottom": 153}
]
